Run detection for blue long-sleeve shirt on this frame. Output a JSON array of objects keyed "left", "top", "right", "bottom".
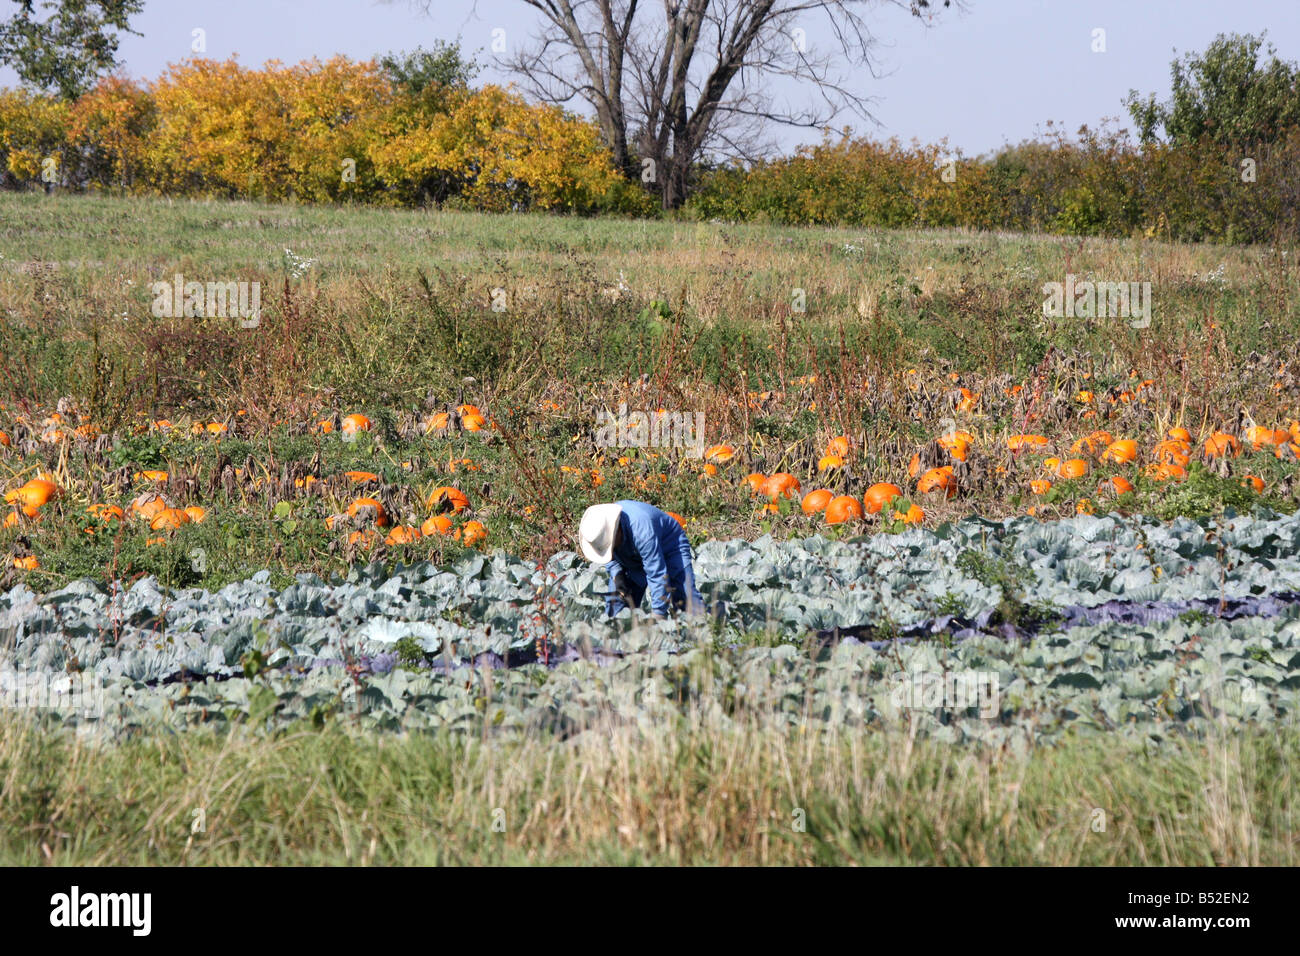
[{"left": 604, "top": 500, "right": 704, "bottom": 617}]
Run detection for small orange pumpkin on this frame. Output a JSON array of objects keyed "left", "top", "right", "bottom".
[
  {"left": 1099, "top": 475, "right": 1134, "bottom": 496},
  {"left": 824, "top": 495, "right": 864, "bottom": 524},
  {"left": 457, "top": 520, "right": 487, "bottom": 546},
  {"left": 129, "top": 493, "right": 168, "bottom": 522},
  {"left": 420, "top": 514, "right": 454, "bottom": 536},
  {"left": 916, "top": 466, "right": 955, "bottom": 496},
  {"left": 1056, "top": 459, "right": 1090, "bottom": 480},
  {"left": 427, "top": 486, "right": 470, "bottom": 513},
  {"left": 1204, "top": 432, "right": 1240, "bottom": 458},
  {"left": 760, "top": 473, "right": 801, "bottom": 500},
  {"left": 384, "top": 526, "right": 422, "bottom": 546},
  {"left": 801, "top": 489, "right": 834, "bottom": 515},
  {"left": 1100, "top": 439, "right": 1137, "bottom": 464},
  {"left": 893, "top": 503, "right": 924, "bottom": 525},
  {"left": 1007, "top": 434, "right": 1049, "bottom": 452},
  {"left": 824, "top": 436, "right": 850, "bottom": 458},
  {"left": 150, "top": 508, "right": 192, "bottom": 531},
  {"left": 346, "top": 497, "right": 390, "bottom": 527},
  {"left": 341, "top": 413, "right": 372, "bottom": 435},
  {"left": 862, "top": 483, "right": 902, "bottom": 515}
]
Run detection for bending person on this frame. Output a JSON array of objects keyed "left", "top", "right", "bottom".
[{"left": 579, "top": 500, "right": 705, "bottom": 618}]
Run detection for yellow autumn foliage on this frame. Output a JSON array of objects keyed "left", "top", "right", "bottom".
[{"left": 0, "top": 57, "right": 628, "bottom": 213}]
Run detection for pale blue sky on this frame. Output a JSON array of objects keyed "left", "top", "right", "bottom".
[{"left": 2, "top": 0, "right": 1297, "bottom": 156}]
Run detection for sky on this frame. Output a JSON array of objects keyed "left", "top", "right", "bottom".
[{"left": 2, "top": 0, "right": 1298, "bottom": 157}]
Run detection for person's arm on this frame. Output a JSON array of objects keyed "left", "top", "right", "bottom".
[
  {"left": 604, "top": 555, "right": 627, "bottom": 616},
  {"left": 674, "top": 530, "right": 706, "bottom": 614}
]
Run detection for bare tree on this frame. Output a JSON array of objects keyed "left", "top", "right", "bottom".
[{"left": 439, "top": 1, "right": 954, "bottom": 208}]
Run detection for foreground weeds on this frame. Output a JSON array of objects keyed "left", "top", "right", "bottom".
[{"left": 0, "top": 714, "right": 1291, "bottom": 866}]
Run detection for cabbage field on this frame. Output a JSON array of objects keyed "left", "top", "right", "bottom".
[{"left": 6, "top": 509, "right": 1297, "bottom": 746}]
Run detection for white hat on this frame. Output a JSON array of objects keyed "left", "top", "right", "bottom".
[{"left": 579, "top": 503, "right": 623, "bottom": 564}]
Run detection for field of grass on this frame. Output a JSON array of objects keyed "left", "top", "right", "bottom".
[
  {"left": 2, "top": 193, "right": 1299, "bottom": 865},
  {"left": 2, "top": 710, "right": 1292, "bottom": 865}
]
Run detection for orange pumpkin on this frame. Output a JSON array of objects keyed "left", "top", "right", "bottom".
[
  {"left": 1167, "top": 426, "right": 1191, "bottom": 442},
  {"left": 862, "top": 483, "right": 902, "bottom": 515},
  {"left": 427, "top": 486, "right": 470, "bottom": 513},
  {"left": 1145, "top": 462, "right": 1187, "bottom": 482},
  {"left": 1029, "top": 479, "right": 1052, "bottom": 495},
  {"left": 348, "top": 529, "right": 379, "bottom": 549},
  {"left": 424, "top": 412, "right": 450, "bottom": 434},
  {"left": 184, "top": 506, "right": 207, "bottom": 524},
  {"left": 1007, "top": 434, "right": 1048, "bottom": 452},
  {"left": 1057, "top": 459, "right": 1090, "bottom": 480},
  {"left": 1243, "top": 475, "right": 1265, "bottom": 494},
  {"left": 1245, "top": 426, "right": 1290, "bottom": 450},
  {"left": 817, "top": 454, "right": 845, "bottom": 472},
  {"left": 12, "top": 555, "right": 39, "bottom": 571},
  {"left": 129, "top": 493, "right": 168, "bottom": 522},
  {"left": 1099, "top": 476, "right": 1134, "bottom": 496},
  {"left": 346, "top": 497, "right": 390, "bottom": 527},
  {"left": 760, "top": 473, "right": 801, "bottom": 500},
  {"left": 5, "top": 478, "right": 60, "bottom": 510},
  {"left": 916, "top": 466, "right": 954, "bottom": 496},
  {"left": 344, "top": 471, "right": 379, "bottom": 484},
  {"left": 704, "top": 444, "right": 736, "bottom": 463},
  {"left": 150, "top": 508, "right": 192, "bottom": 531},
  {"left": 824, "top": 436, "right": 850, "bottom": 458},
  {"left": 384, "top": 526, "right": 422, "bottom": 545},
  {"left": 743, "top": 473, "right": 768, "bottom": 495},
  {"left": 893, "top": 503, "right": 924, "bottom": 525},
  {"left": 461, "top": 413, "right": 487, "bottom": 431},
  {"left": 341, "top": 413, "right": 372, "bottom": 435},
  {"left": 87, "top": 504, "right": 124, "bottom": 522},
  {"left": 1153, "top": 439, "right": 1191, "bottom": 464},
  {"left": 420, "top": 514, "right": 454, "bottom": 536},
  {"left": 801, "top": 489, "right": 834, "bottom": 514},
  {"left": 457, "top": 520, "right": 487, "bottom": 546},
  {"left": 1204, "top": 432, "right": 1240, "bottom": 458},
  {"left": 1071, "top": 431, "right": 1113, "bottom": 456},
  {"left": 824, "top": 495, "right": 864, "bottom": 524},
  {"left": 1100, "top": 439, "right": 1137, "bottom": 464},
  {"left": 937, "top": 431, "right": 975, "bottom": 449}
]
